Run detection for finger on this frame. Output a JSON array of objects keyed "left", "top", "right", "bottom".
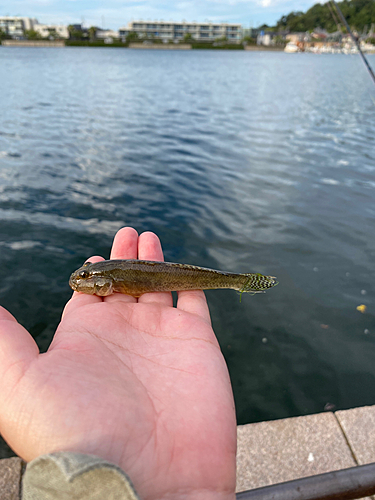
[
  {"left": 62, "top": 256, "right": 104, "bottom": 318},
  {"left": 105, "top": 227, "right": 138, "bottom": 304},
  {"left": 0, "top": 307, "right": 39, "bottom": 387},
  {"left": 137, "top": 232, "right": 173, "bottom": 307},
  {"left": 176, "top": 290, "right": 212, "bottom": 325},
  {"left": 110, "top": 227, "right": 138, "bottom": 260}
]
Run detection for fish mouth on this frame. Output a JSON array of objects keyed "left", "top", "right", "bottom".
[
  {"left": 69, "top": 274, "right": 78, "bottom": 291},
  {"left": 69, "top": 273, "right": 95, "bottom": 293}
]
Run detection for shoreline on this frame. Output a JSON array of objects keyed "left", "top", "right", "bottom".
[
  {"left": 244, "top": 45, "right": 285, "bottom": 51},
  {"left": 1, "top": 40, "right": 65, "bottom": 47},
  {"left": 0, "top": 40, "right": 287, "bottom": 51}
]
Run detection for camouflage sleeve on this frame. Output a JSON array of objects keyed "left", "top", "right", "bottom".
[{"left": 22, "top": 451, "right": 141, "bottom": 500}]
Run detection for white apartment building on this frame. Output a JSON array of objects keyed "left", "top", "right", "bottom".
[
  {"left": 0, "top": 16, "right": 37, "bottom": 37},
  {"left": 96, "top": 29, "right": 118, "bottom": 40},
  {"left": 0, "top": 16, "right": 68, "bottom": 39},
  {"left": 119, "top": 21, "right": 242, "bottom": 43},
  {"left": 33, "top": 23, "right": 69, "bottom": 39}
]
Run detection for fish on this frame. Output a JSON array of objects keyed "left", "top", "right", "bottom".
[{"left": 69, "top": 259, "right": 277, "bottom": 298}]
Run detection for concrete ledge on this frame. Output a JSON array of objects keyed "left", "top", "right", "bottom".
[
  {"left": 236, "top": 412, "right": 355, "bottom": 491},
  {"left": 237, "top": 407, "right": 375, "bottom": 499},
  {"left": 0, "top": 457, "right": 25, "bottom": 500},
  {"left": 336, "top": 406, "right": 375, "bottom": 465},
  {"left": 2, "top": 40, "right": 65, "bottom": 47}
]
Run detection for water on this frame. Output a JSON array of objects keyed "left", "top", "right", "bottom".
[{"left": 0, "top": 47, "right": 374, "bottom": 458}]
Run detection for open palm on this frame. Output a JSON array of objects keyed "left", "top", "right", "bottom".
[{"left": 0, "top": 227, "right": 236, "bottom": 500}]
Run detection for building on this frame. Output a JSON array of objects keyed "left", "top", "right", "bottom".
[
  {"left": 96, "top": 29, "right": 118, "bottom": 40},
  {"left": 33, "top": 23, "right": 69, "bottom": 39},
  {"left": 242, "top": 27, "right": 261, "bottom": 39},
  {"left": 256, "top": 31, "right": 276, "bottom": 46},
  {"left": 119, "top": 20, "right": 242, "bottom": 43},
  {"left": 285, "top": 32, "right": 311, "bottom": 44},
  {"left": 0, "top": 16, "right": 37, "bottom": 38}
]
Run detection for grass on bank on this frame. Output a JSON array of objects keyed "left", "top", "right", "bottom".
[{"left": 65, "top": 40, "right": 127, "bottom": 48}]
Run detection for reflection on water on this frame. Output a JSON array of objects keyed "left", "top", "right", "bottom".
[{"left": 0, "top": 47, "right": 374, "bottom": 457}]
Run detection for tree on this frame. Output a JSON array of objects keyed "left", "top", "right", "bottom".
[
  {"left": 215, "top": 35, "right": 228, "bottom": 43},
  {"left": 125, "top": 32, "right": 139, "bottom": 43},
  {"left": 183, "top": 32, "right": 193, "bottom": 41},
  {"left": 68, "top": 25, "right": 85, "bottom": 40},
  {"left": 24, "top": 30, "right": 42, "bottom": 40},
  {"left": 243, "top": 36, "right": 257, "bottom": 44},
  {"left": 46, "top": 28, "right": 58, "bottom": 40},
  {"left": 0, "top": 29, "right": 9, "bottom": 40},
  {"left": 88, "top": 26, "right": 97, "bottom": 42},
  {"left": 274, "top": 0, "right": 375, "bottom": 33}
]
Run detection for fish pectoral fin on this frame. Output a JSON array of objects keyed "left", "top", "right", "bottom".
[{"left": 94, "top": 278, "right": 114, "bottom": 296}]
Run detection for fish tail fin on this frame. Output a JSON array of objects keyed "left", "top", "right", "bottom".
[{"left": 239, "top": 273, "right": 278, "bottom": 294}]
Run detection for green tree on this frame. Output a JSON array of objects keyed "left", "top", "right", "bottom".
[
  {"left": 215, "top": 35, "right": 228, "bottom": 43},
  {"left": 274, "top": 0, "right": 375, "bottom": 32},
  {"left": 125, "top": 32, "right": 139, "bottom": 43},
  {"left": 68, "top": 25, "right": 85, "bottom": 40},
  {"left": 46, "top": 28, "right": 58, "bottom": 40},
  {"left": 183, "top": 32, "right": 193, "bottom": 41},
  {"left": 243, "top": 36, "right": 257, "bottom": 44},
  {"left": 0, "top": 29, "right": 9, "bottom": 40},
  {"left": 24, "top": 30, "right": 42, "bottom": 40},
  {"left": 88, "top": 26, "right": 97, "bottom": 42}
]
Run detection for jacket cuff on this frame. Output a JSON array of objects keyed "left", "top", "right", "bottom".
[{"left": 22, "top": 451, "right": 140, "bottom": 500}]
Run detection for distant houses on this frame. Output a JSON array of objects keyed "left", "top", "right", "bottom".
[
  {"left": 33, "top": 23, "right": 69, "bottom": 39},
  {"left": 0, "top": 16, "right": 242, "bottom": 44},
  {"left": 1, "top": 15, "right": 374, "bottom": 50},
  {"left": 255, "top": 27, "right": 374, "bottom": 51},
  {"left": 0, "top": 16, "right": 69, "bottom": 39}
]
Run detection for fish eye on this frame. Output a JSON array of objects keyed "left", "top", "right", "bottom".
[{"left": 79, "top": 270, "right": 89, "bottom": 279}]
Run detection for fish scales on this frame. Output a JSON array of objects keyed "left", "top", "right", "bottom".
[{"left": 69, "top": 259, "right": 277, "bottom": 297}]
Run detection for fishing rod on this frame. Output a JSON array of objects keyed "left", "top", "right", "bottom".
[
  {"left": 327, "top": 1, "right": 342, "bottom": 34},
  {"left": 236, "top": 461, "right": 375, "bottom": 500},
  {"left": 330, "top": 0, "right": 375, "bottom": 86}
]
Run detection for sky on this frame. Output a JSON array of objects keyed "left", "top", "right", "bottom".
[{"left": 2, "top": 0, "right": 320, "bottom": 29}]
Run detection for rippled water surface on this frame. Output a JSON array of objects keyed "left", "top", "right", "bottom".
[{"left": 0, "top": 47, "right": 374, "bottom": 457}]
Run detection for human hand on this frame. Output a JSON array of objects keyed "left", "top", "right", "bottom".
[{"left": 0, "top": 227, "right": 236, "bottom": 500}]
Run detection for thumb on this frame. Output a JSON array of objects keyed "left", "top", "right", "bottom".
[{"left": 0, "top": 307, "right": 39, "bottom": 388}]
